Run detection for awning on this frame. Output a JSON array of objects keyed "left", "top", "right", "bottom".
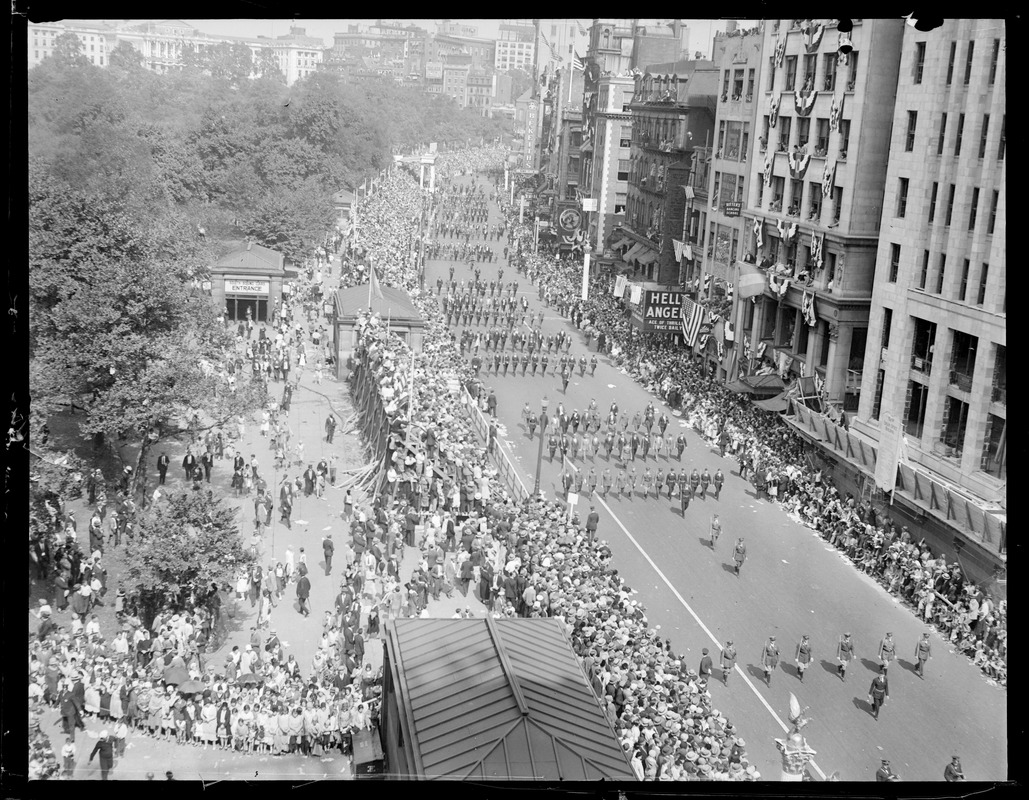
[
  {"left": 636, "top": 249, "right": 659, "bottom": 265},
  {"left": 726, "top": 374, "right": 786, "bottom": 395},
  {"left": 623, "top": 243, "right": 645, "bottom": 262},
  {"left": 579, "top": 140, "right": 594, "bottom": 153},
  {"left": 612, "top": 236, "right": 633, "bottom": 250},
  {"left": 752, "top": 391, "right": 790, "bottom": 412}
]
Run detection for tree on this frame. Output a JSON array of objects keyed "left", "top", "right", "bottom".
[{"left": 123, "top": 491, "right": 255, "bottom": 628}]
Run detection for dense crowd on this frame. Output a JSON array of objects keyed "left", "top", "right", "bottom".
[{"left": 506, "top": 222, "right": 1007, "bottom": 686}]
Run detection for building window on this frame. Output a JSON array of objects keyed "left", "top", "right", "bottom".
[
  {"left": 802, "top": 54, "right": 816, "bottom": 89},
  {"left": 904, "top": 111, "right": 917, "bottom": 151},
  {"left": 815, "top": 117, "right": 829, "bottom": 152},
  {"left": 989, "top": 38, "right": 1000, "bottom": 84},
  {"left": 946, "top": 41, "right": 956, "bottom": 84},
  {"left": 928, "top": 182, "right": 938, "bottom": 223},
  {"left": 959, "top": 258, "right": 970, "bottom": 301},
  {"left": 936, "top": 252, "right": 946, "bottom": 293},
  {"left": 896, "top": 178, "right": 909, "bottom": 218},
  {"left": 839, "top": 118, "right": 850, "bottom": 156},
  {"left": 964, "top": 40, "right": 974, "bottom": 84},
  {"left": 919, "top": 250, "right": 930, "bottom": 289},
  {"left": 998, "top": 114, "right": 1005, "bottom": 159},
  {"left": 937, "top": 113, "right": 947, "bottom": 155},
  {"left": 913, "top": 40, "right": 926, "bottom": 83},
  {"left": 978, "top": 114, "right": 990, "bottom": 159},
  {"left": 747, "top": 68, "right": 755, "bottom": 98},
  {"left": 905, "top": 380, "right": 930, "bottom": 438},
  {"left": 846, "top": 51, "right": 858, "bottom": 90},
  {"left": 784, "top": 55, "right": 797, "bottom": 90},
  {"left": 767, "top": 57, "right": 775, "bottom": 90},
  {"left": 797, "top": 117, "right": 810, "bottom": 147},
  {"left": 988, "top": 190, "right": 999, "bottom": 234},
  {"left": 888, "top": 243, "right": 901, "bottom": 282},
  {"left": 881, "top": 307, "right": 893, "bottom": 349},
  {"left": 807, "top": 181, "right": 821, "bottom": 219},
  {"left": 968, "top": 187, "right": 979, "bottom": 230},
  {"left": 945, "top": 184, "right": 955, "bottom": 226},
  {"left": 777, "top": 116, "right": 791, "bottom": 151},
  {"left": 733, "top": 69, "right": 744, "bottom": 98},
  {"left": 788, "top": 179, "right": 802, "bottom": 215},
  {"left": 978, "top": 263, "right": 989, "bottom": 305},
  {"left": 911, "top": 317, "right": 937, "bottom": 376},
  {"left": 832, "top": 185, "right": 843, "bottom": 224},
  {"left": 823, "top": 52, "right": 837, "bottom": 90},
  {"left": 954, "top": 113, "right": 964, "bottom": 156},
  {"left": 617, "top": 159, "right": 629, "bottom": 182},
  {"left": 871, "top": 369, "right": 886, "bottom": 420},
  {"left": 982, "top": 412, "right": 1006, "bottom": 478}
]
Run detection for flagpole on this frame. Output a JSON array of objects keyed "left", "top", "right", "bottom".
[{"left": 368, "top": 260, "right": 373, "bottom": 309}]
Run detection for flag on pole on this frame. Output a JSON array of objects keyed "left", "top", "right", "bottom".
[
  {"left": 573, "top": 51, "right": 587, "bottom": 71},
  {"left": 802, "top": 290, "right": 818, "bottom": 326},
  {"left": 680, "top": 296, "right": 705, "bottom": 347},
  {"left": 576, "top": 20, "right": 588, "bottom": 36}
]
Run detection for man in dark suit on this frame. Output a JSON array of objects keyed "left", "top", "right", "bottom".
[
  {"left": 89, "top": 730, "right": 115, "bottom": 780},
  {"left": 585, "top": 506, "right": 600, "bottom": 546},
  {"left": 201, "top": 449, "right": 214, "bottom": 483},
  {"left": 182, "top": 451, "right": 197, "bottom": 481},
  {"left": 157, "top": 452, "right": 170, "bottom": 485},
  {"left": 296, "top": 573, "right": 311, "bottom": 617},
  {"left": 868, "top": 667, "right": 890, "bottom": 721}
]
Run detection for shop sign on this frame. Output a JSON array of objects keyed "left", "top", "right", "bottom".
[
  {"left": 632, "top": 290, "right": 685, "bottom": 332},
  {"left": 722, "top": 201, "right": 742, "bottom": 217},
  {"left": 225, "top": 279, "right": 270, "bottom": 294}
]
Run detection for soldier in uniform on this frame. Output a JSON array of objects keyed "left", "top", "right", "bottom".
[
  {"left": 641, "top": 468, "right": 653, "bottom": 498},
  {"left": 548, "top": 432, "right": 559, "bottom": 462},
  {"left": 560, "top": 433, "right": 571, "bottom": 461},
  {"left": 521, "top": 353, "right": 529, "bottom": 375},
  {"left": 579, "top": 354, "right": 588, "bottom": 376},
  {"left": 601, "top": 468, "right": 613, "bottom": 497},
  {"left": 640, "top": 432, "right": 651, "bottom": 460},
  {"left": 526, "top": 411, "right": 538, "bottom": 440},
  {"left": 720, "top": 640, "right": 737, "bottom": 685},
  {"left": 713, "top": 468, "right": 725, "bottom": 500},
  {"left": 795, "top": 635, "right": 813, "bottom": 682},
  {"left": 876, "top": 759, "right": 899, "bottom": 782},
  {"left": 914, "top": 632, "right": 932, "bottom": 679},
  {"left": 761, "top": 636, "right": 780, "bottom": 687},
  {"left": 531, "top": 352, "right": 539, "bottom": 376},
  {"left": 605, "top": 431, "right": 616, "bottom": 460},
  {"left": 710, "top": 514, "right": 721, "bottom": 547},
  {"left": 877, "top": 632, "right": 896, "bottom": 674},
  {"left": 690, "top": 468, "right": 701, "bottom": 499},
  {"left": 732, "top": 538, "right": 747, "bottom": 576},
  {"left": 541, "top": 353, "right": 549, "bottom": 375},
  {"left": 630, "top": 431, "right": 641, "bottom": 462},
  {"left": 680, "top": 479, "right": 691, "bottom": 516},
  {"left": 675, "top": 432, "right": 687, "bottom": 461},
  {"left": 614, "top": 469, "right": 626, "bottom": 497},
  {"left": 837, "top": 633, "right": 855, "bottom": 681},
  {"left": 700, "top": 468, "right": 712, "bottom": 499},
  {"left": 614, "top": 431, "right": 624, "bottom": 461},
  {"left": 665, "top": 468, "right": 677, "bottom": 499},
  {"left": 627, "top": 467, "right": 638, "bottom": 498},
  {"left": 868, "top": 667, "right": 890, "bottom": 721},
  {"left": 589, "top": 355, "right": 598, "bottom": 376},
  {"left": 561, "top": 366, "right": 571, "bottom": 393}
]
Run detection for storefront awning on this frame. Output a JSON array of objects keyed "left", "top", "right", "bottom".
[
  {"left": 726, "top": 374, "right": 786, "bottom": 395},
  {"left": 623, "top": 243, "right": 645, "bottom": 262},
  {"left": 752, "top": 391, "right": 790, "bottom": 412},
  {"left": 636, "top": 249, "right": 659, "bottom": 265},
  {"left": 612, "top": 236, "right": 633, "bottom": 250}
]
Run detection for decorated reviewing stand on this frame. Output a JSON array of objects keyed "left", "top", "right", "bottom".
[{"left": 774, "top": 693, "right": 818, "bottom": 781}]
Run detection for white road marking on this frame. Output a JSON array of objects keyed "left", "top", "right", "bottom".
[{"left": 563, "top": 459, "right": 826, "bottom": 780}]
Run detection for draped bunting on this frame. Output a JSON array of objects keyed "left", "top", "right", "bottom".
[
  {"left": 753, "top": 218, "right": 764, "bottom": 249},
  {"left": 743, "top": 334, "right": 752, "bottom": 363},
  {"left": 774, "top": 34, "right": 787, "bottom": 67},
  {"left": 794, "top": 87, "right": 817, "bottom": 117},
  {"left": 756, "top": 340, "right": 768, "bottom": 360},
  {"left": 763, "top": 153, "right": 774, "bottom": 186},
  {"left": 788, "top": 148, "right": 812, "bottom": 179},
  {"left": 684, "top": 243, "right": 693, "bottom": 261},
  {"left": 829, "top": 93, "right": 844, "bottom": 132},
  {"left": 630, "top": 284, "right": 644, "bottom": 305},
  {"left": 802, "top": 290, "right": 818, "bottom": 326},
  {"left": 769, "top": 94, "right": 782, "bottom": 128},
  {"left": 821, "top": 160, "right": 837, "bottom": 198},
  {"left": 726, "top": 283, "right": 734, "bottom": 307},
  {"left": 673, "top": 239, "right": 685, "bottom": 261},
  {"left": 776, "top": 219, "right": 798, "bottom": 243},
  {"left": 811, "top": 232, "right": 825, "bottom": 270},
  {"left": 803, "top": 23, "right": 826, "bottom": 53},
  {"left": 613, "top": 275, "right": 627, "bottom": 298},
  {"left": 724, "top": 319, "right": 735, "bottom": 343}
]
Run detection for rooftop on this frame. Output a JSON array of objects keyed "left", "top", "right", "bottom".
[
  {"left": 211, "top": 241, "right": 286, "bottom": 274},
  {"left": 333, "top": 283, "right": 424, "bottom": 323},
  {"left": 385, "top": 617, "right": 634, "bottom": 781}
]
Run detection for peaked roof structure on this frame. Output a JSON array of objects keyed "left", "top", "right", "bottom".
[
  {"left": 385, "top": 617, "right": 634, "bottom": 781},
  {"left": 333, "top": 283, "right": 423, "bottom": 323},
  {"left": 210, "top": 242, "right": 286, "bottom": 275}
]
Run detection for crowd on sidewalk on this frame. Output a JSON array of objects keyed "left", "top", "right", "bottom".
[{"left": 506, "top": 224, "right": 1006, "bottom": 686}]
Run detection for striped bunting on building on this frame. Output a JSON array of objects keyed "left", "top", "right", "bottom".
[{"left": 680, "top": 296, "right": 706, "bottom": 347}]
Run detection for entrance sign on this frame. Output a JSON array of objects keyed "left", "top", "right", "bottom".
[{"left": 225, "top": 279, "right": 270, "bottom": 294}]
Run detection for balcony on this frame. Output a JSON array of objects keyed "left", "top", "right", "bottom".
[
  {"left": 949, "top": 369, "right": 973, "bottom": 393},
  {"left": 911, "top": 354, "right": 932, "bottom": 374},
  {"left": 992, "top": 384, "right": 1006, "bottom": 405}
]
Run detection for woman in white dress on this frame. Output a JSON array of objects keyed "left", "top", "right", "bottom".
[
  {"left": 84, "top": 677, "right": 101, "bottom": 717},
  {"left": 200, "top": 699, "right": 217, "bottom": 748}
]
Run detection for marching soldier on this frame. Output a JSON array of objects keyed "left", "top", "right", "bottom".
[
  {"left": 579, "top": 354, "right": 588, "bottom": 376},
  {"left": 914, "top": 632, "right": 932, "bottom": 679},
  {"left": 527, "top": 411, "right": 538, "bottom": 440},
  {"left": 837, "top": 633, "right": 855, "bottom": 681},
  {"left": 868, "top": 667, "right": 890, "bottom": 721},
  {"left": 732, "top": 538, "right": 747, "bottom": 577},
  {"left": 761, "top": 636, "right": 780, "bottom": 687},
  {"left": 665, "top": 468, "right": 677, "bottom": 499},
  {"left": 690, "top": 468, "right": 701, "bottom": 498},
  {"left": 700, "top": 468, "right": 711, "bottom": 499},
  {"left": 795, "top": 635, "right": 812, "bottom": 682},
  {"left": 605, "top": 431, "right": 616, "bottom": 460},
  {"left": 627, "top": 467, "right": 638, "bottom": 498},
  {"left": 641, "top": 468, "right": 653, "bottom": 498},
  {"left": 713, "top": 468, "right": 725, "bottom": 500},
  {"left": 710, "top": 514, "right": 721, "bottom": 547},
  {"left": 720, "top": 640, "right": 737, "bottom": 685},
  {"left": 877, "top": 632, "right": 896, "bottom": 674},
  {"left": 675, "top": 432, "right": 687, "bottom": 461},
  {"left": 589, "top": 355, "right": 598, "bottom": 376},
  {"left": 548, "top": 432, "right": 559, "bottom": 462},
  {"left": 601, "top": 468, "right": 613, "bottom": 497}
]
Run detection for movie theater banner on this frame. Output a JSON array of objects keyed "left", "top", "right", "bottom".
[{"left": 631, "top": 290, "right": 685, "bottom": 332}]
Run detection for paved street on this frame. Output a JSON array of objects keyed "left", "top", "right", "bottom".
[{"left": 421, "top": 171, "right": 1007, "bottom": 781}]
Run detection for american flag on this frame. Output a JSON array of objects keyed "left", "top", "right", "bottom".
[
  {"left": 681, "top": 296, "right": 706, "bottom": 347},
  {"left": 577, "top": 20, "right": 588, "bottom": 36},
  {"left": 573, "top": 51, "right": 587, "bottom": 72}
]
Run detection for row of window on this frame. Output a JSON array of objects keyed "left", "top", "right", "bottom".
[
  {"left": 907, "top": 179, "right": 999, "bottom": 234},
  {"left": 904, "top": 110, "right": 1005, "bottom": 160},
  {"left": 721, "top": 67, "right": 756, "bottom": 101},
  {"left": 888, "top": 242, "right": 992, "bottom": 307},
  {"left": 770, "top": 51, "right": 858, "bottom": 93},
  {"left": 756, "top": 175, "right": 843, "bottom": 224},
  {"left": 916, "top": 38, "right": 1002, "bottom": 87},
  {"left": 761, "top": 115, "right": 852, "bottom": 158}
]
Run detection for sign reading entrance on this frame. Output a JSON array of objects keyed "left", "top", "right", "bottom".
[
  {"left": 631, "top": 290, "right": 685, "bottom": 332},
  {"left": 225, "top": 279, "right": 270, "bottom": 294}
]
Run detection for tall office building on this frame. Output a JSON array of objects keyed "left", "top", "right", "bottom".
[{"left": 850, "top": 20, "right": 1006, "bottom": 573}]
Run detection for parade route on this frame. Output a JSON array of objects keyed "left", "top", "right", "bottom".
[{"left": 422, "top": 171, "right": 1007, "bottom": 781}]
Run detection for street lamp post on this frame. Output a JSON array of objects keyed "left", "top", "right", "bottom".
[{"left": 532, "top": 397, "right": 550, "bottom": 497}]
